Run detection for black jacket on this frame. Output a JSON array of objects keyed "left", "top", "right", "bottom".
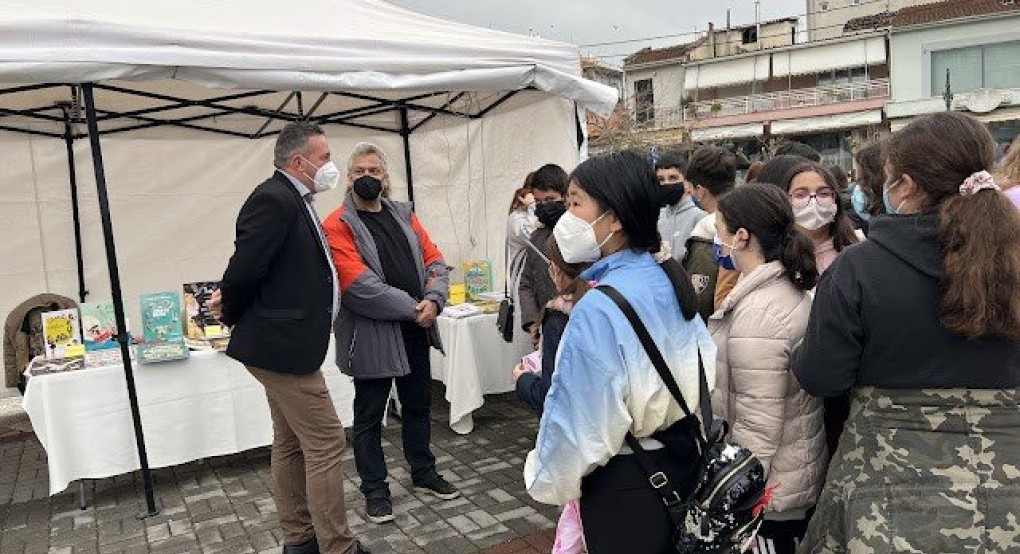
[
  {"left": 793, "top": 214, "right": 1019, "bottom": 396},
  {"left": 515, "top": 308, "right": 569, "bottom": 412},
  {"left": 220, "top": 172, "right": 335, "bottom": 374},
  {"left": 682, "top": 236, "right": 717, "bottom": 322},
  {"left": 518, "top": 227, "right": 557, "bottom": 331}
]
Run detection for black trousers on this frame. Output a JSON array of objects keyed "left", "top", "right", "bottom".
[
  {"left": 351, "top": 331, "right": 438, "bottom": 499},
  {"left": 752, "top": 514, "right": 811, "bottom": 554},
  {"left": 580, "top": 446, "right": 698, "bottom": 554}
]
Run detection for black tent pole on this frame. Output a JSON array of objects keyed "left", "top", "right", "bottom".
[
  {"left": 81, "top": 83, "right": 160, "bottom": 518},
  {"left": 61, "top": 94, "right": 88, "bottom": 303},
  {"left": 399, "top": 106, "right": 414, "bottom": 206}
]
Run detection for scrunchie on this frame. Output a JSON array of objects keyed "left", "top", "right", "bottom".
[{"left": 959, "top": 171, "right": 1000, "bottom": 196}]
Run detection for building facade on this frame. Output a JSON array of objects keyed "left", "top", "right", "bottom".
[{"left": 883, "top": 2, "right": 1020, "bottom": 150}]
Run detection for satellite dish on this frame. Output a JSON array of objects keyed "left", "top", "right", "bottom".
[{"left": 965, "top": 89, "right": 1004, "bottom": 114}]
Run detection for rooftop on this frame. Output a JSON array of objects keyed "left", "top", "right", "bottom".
[
  {"left": 623, "top": 37, "right": 706, "bottom": 67},
  {"left": 844, "top": 0, "right": 1020, "bottom": 32}
]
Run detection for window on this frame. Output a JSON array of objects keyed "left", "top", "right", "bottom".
[
  {"left": 634, "top": 79, "right": 655, "bottom": 125},
  {"left": 819, "top": 1, "right": 829, "bottom": 11},
  {"left": 931, "top": 41, "right": 1020, "bottom": 96},
  {"left": 742, "top": 27, "right": 758, "bottom": 45},
  {"left": 818, "top": 66, "right": 869, "bottom": 86},
  {"left": 852, "top": 0, "right": 861, "bottom": 5}
]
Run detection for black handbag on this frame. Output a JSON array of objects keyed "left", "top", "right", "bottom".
[
  {"left": 598, "top": 284, "right": 768, "bottom": 554},
  {"left": 497, "top": 247, "right": 527, "bottom": 343}
]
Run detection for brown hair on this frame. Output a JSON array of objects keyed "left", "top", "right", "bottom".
[
  {"left": 776, "top": 161, "right": 860, "bottom": 252},
  {"left": 507, "top": 186, "right": 531, "bottom": 215},
  {"left": 745, "top": 161, "right": 765, "bottom": 184},
  {"left": 996, "top": 134, "right": 1020, "bottom": 190},
  {"left": 887, "top": 112, "right": 1020, "bottom": 340},
  {"left": 854, "top": 139, "right": 886, "bottom": 215},
  {"left": 545, "top": 235, "right": 591, "bottom": 302}
]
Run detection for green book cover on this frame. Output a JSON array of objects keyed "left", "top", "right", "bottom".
[{"left": 138, "top": 292, "right": 189, "bottom": 364}]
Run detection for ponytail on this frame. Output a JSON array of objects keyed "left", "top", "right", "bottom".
[
  {"left": 780, "top": 229, "right": 819, "bottom": 291},
  {"left": 887, "top": 112, "right": 1020, "bottom": 340},
  {"left": 937, "top": 191, "right": 1020, "bottom": 339}
]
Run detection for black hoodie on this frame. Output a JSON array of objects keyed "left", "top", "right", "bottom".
[{"left": 793, "top": 214, "right": 1019, "bottom": 397}]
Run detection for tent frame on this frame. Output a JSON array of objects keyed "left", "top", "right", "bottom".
[{"left": 0, "top": 81, "right": 523, "bottom": 517}]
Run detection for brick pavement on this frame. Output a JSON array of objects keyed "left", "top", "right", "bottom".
[{"left": 0, "top": 385, "right": 561, "bottom": 554}]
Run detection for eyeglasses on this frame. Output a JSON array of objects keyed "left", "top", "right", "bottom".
[
  {"left": 350, "top": 167, "right": 385, "bottom": 178},
  {"left": 789, "top": 187, "right": 836, "bottom": 208}
]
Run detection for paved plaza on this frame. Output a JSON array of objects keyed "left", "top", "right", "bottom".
[{"left": 0, "top": 385, "right": 559, "bottom": 554}]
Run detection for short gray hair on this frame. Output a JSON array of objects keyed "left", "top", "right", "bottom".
[
  {"left": 274, "top": 122, "right": 325, "bottom": 168},
  {"left": 348, "top": 142, "right": 389, "bottom": 172}
]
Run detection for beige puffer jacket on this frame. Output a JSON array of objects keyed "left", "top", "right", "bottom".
[{"left": 708, "top": 261, "right": 826, "bottom": 516}]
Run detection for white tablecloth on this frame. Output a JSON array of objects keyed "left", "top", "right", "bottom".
[
  {"left": 430, "top": 313, "right": 534, "bottom": 434},
  {"left": 23, "top": 342, "right": 354, "bottom": 495}
]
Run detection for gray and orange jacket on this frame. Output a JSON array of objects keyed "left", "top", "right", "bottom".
[{"left": 323, "top": 194, "right": 448, "bottom": 380}]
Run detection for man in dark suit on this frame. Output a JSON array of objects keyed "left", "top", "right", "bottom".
[{"left": 209, "top": 122, "right": 370, "bottom": 554}]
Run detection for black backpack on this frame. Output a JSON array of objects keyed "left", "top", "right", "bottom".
[{"left": 598, "top": 282, "right": 768, "bottom": 554}]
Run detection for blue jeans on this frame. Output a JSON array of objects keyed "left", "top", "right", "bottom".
[{"left": 351, "top": 331, "right": 438, "bottom": 499}]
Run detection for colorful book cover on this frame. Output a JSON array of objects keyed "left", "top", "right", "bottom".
[
  {"left": 137, "top": 292, "right": 189, "bottom": 364},
  {"left": 182, "top": 281, "right": 229, "bottom": 351},
  {"left": 80, "top": 301, "right": 119, "bottom": 351},
  {"left": 41, "top": 309, "right": 84, "bottom": 360},
  {"left": 462, "top": 260, "right": 493, "bottom": 300},
  {"left": 28, "top": 356, "right": 85, "bottom": 376}
]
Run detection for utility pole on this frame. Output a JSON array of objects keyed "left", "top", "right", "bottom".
[{"left": 943, "top": 68, "right": 953, "bottom": 111}]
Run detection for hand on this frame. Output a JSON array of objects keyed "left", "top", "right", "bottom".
[
  {"left": 415, "top": 299, "right": 439, "bottom": 328},
  {"left": 511, "top": 363, "right": 528, "bottom": 383},
  {"left": 208, "top": 290, "right": 224, "bottom": 320}
]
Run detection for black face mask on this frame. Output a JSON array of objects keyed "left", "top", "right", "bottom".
[
  {"left": 534, "top": 200, "right": 567, "bottom": 228},
  {"left": 353, "top": 175, "right": 383, "bottom": 201},
  {"left": 660, "top": 183, "right": 685, "bottom": 207}
]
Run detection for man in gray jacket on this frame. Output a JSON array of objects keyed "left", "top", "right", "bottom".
[
  {"left": 323, "top": 143, "right": 457, "bottom": 525},
  {"left": 656, "top": 151, "right": 706, "bottom": 261}
]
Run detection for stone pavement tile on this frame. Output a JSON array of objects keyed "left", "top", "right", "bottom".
[{"left": 2, "top": 385, "right": 563, "bottom": 554}]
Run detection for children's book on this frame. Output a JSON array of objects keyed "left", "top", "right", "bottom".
[
  {"left": 137, "top": 292, "right": 189, "bottom": 363},
  {"left": 182, "top": 282, "right": 229, "bottom": 351},
  {"left": 462, "top": 260, "right": 493, "bottom": 300},
  {"left": 80, "top": 301, "right": 119, "bottom": 351},
  {"left": 41, "top": 309, "right": 84, "bottom": 360}
]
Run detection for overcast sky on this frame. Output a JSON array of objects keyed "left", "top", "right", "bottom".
[{"left": 388, "top": 0, "right": 805, "bottom": 63}]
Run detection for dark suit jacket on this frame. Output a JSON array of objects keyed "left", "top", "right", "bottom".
[{"left": 220, "top": 171, "right": 335, "bottom": 374}]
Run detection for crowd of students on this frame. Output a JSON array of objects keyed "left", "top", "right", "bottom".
[{"left": 506, "top": 111, "right": 1020, "bottom": 554}]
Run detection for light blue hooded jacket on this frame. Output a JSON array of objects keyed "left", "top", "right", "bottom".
[{"left": 524, "top": 249, "right": 716, "bottom": 506}]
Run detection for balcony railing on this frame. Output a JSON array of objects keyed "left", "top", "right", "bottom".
[{"left": 634, "top": 78, "right": 890, "bottom": 130}]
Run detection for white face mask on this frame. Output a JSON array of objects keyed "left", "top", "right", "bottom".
[
  {"left": 301, "top": 157, "right": 341, "bottom": 193},
  {"left": 793, "top": 199, "right": 838, "bottom": 231},
  {"left": 553, "top": 210, "right": 613, "bottom": 264}
]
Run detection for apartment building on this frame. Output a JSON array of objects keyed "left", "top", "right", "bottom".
[{"left": 806, "top": 0, "right": 935, "bottom": 41}]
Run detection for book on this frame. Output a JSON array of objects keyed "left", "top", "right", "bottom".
[
  {"left": 41, "top": 309, "right": 84, "bottom": 360},
  {"left": 522, "top": 350, "right": 542, "bottom": 374},
  {"left": 27, "top": 356, "right": 85, "bottom": 377},
  {"left": 441, "top": 303, "right": 482, "bottom": 319},
  {"left": 137, "top": 292, "right": 190, "bottom": 364},
  {"left": 80, "top": 301, "right": 119, "bottom": 351},
  {"left": 462, "top": 260, "right": 493, "bottom": 300},
  {"left": 182, "top": 281, "right": 229, "bottom": 351}
]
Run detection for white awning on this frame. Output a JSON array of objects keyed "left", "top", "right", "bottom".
[
  {"left": 691, "top": 122, "right": 765, "bottom": 141},
  {"left": 773, "top": 36, "right": 886, "bottom": 77},
  {"left": 684, "top": 56, "right": 770, "bottom": 89},
  {"left": 770, "top": 109, "right": 883, "bottom": 135}
]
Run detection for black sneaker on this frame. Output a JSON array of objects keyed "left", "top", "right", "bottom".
[
  {"left": 281, "top": 536, "right": 319, "bottom": 554},
  {"left": 413, "top": 475, "right": 461, "bottom": 500},
  {"left": 365, "top": 496, "right": 394, "bottom": 524}
]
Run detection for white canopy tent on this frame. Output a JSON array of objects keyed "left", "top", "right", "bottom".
[{"left": 0, "top": 0, "right": 617, "bottom": 514}]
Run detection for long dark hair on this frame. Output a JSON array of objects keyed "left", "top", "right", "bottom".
[
  {"left": 570, "top": 150, "right": 698, "bottom": 320},
  {"left": 717, "top": 183, "right": 818, "bottom": 291},
  {"left": 887, "top": 112, "right": 1020, "bottom": 340},
  {"left": 779, "top": 161, "right": 860, "bottom": 252}
]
